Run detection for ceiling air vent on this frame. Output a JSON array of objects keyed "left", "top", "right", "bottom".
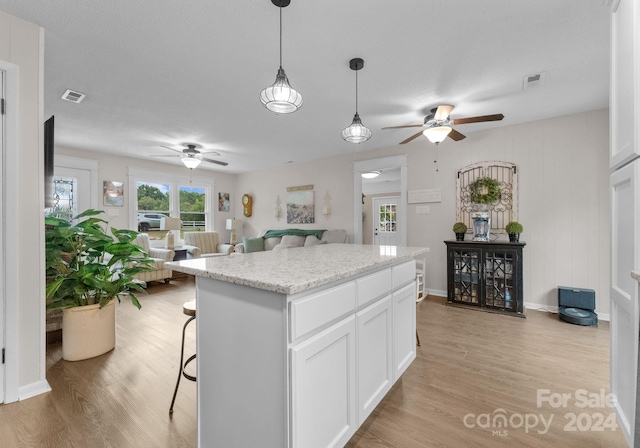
[
  {"left": 522, "top": 72, "right": 546, "bottom": 90},
  {"left": 61, "top": 89, "right": 86, "bottom": 103}
]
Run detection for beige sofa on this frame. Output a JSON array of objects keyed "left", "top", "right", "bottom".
[
  {"left": 183, "top": 231, "right": 235, "bottom": 258},
  {"left": 131, "top": 233, "right": 175, "bottom": 284},
  {"left": 234, "top": 229, "right": 348, "bottom": 253}
]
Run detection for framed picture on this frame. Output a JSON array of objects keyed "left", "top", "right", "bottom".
[
  {"left": 287, "top": 185, "right": 314, "bottom": 224},
  {"left": 103, "top": 180, "right": 124, "bottom": 207},
  {"left": 218, "top": 192, "right": 230, "bottom": 212}
]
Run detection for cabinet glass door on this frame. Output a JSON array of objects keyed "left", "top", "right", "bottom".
[
  {"left": 484, "top": 250, "right": 516, "bottom": 310},
  {"left": 451, "top": 249, "right": 480, "bottom": 304}
]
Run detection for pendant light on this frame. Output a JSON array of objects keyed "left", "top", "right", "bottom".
[
  {"left": 342, "top": 58, "right": 372, "bottom": 143},
  {"left": 260, "top": 0, "right": 303, "bottom": 114}
]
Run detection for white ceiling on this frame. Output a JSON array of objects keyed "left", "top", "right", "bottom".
[{"left": 0, "top": 1, "right": 610, "bottom": 174}]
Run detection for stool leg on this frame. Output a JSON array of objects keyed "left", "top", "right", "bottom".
[
  {"left": 416, "top": 329, "right": 421, "bottom": 346},
  {"left": 169, "top": 315, "right": 196, "bottom": 415}
]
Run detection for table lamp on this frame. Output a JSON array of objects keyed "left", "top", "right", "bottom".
[
  {"left": 160, "top": 217, "right": 182, "bottom": 250},
  {"left": 226, "top": 218, "right": 242, "bottom": 245}
]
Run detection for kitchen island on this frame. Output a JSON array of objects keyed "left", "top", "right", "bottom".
[{"left": 167, "top": 243, "right": 428, "bottom": 448}]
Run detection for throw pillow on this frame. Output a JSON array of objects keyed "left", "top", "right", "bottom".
[
  {"left": 280, "top": 234, "right": 306, "bottom": 247},
  {"left": 304, "top": 235, "right": 321, "bottom": 246},
  {"left": 243, "top": 237, "right": 264, "bottom": 253}
]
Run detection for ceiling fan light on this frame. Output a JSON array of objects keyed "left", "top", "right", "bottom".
[
  {"left": 423, "top": 126, "right": 452, "bottom": 144},
  {"left": 260, "top": 67, "right": 303, "bottom": 114},
  {"left": 361, "top": 171, "right": 380, "bottom": 179},
  {"left": 342, "top": 113, "right": 372, "bottom": 143},
  {"left": 181, "top": 157, "right": 202, "bottom": 169}
]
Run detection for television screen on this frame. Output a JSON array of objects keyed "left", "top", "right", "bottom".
[{"left": 44, "top": 115, "right": 55, "bottom": 208}]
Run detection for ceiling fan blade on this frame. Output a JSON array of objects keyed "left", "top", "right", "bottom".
[
  {"left": 160, "top": 145, "right": 185, "bottom": 154},
  {"left": 451, "top": 114, "right": 504, "bottom": 125},
  {"left": 400, "top": 131, "right": 424, "bottom": 145},
  {"left": 201, "top": 157, "right": 229, "bottom": 167},
  {"left": 382, "top": 124, "right": 423, "bottom": 130},
  {"left": 199, "top": 150, "right": 222, "bottom": 157},
  {"left": 448, "top": 128, "right": 466, "bottom": 141},
  {"left": 434, "top": 105, "right": 454, "bottom": 121},
  {"left": 150, "top": 154, "right": 181, "bottom": 157}
]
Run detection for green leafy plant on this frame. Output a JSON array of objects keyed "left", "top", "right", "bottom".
[
  {"left": 45, "top": 209, "right": 155, "bottom": 310},
  {"left": 505, "top": 221, "right": 523, "bottom": 234},
  {"left": 468, "top": 177, "right": 502, "bottom": 204},
  {"left": 453, "top": 222, "right": 468, "bottom": 233}
]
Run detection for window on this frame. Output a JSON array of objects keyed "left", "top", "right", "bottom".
[
  {"left": 180, "top": 186, "right": 206, "bottom": 230},
  {"left": 46, "top": 177, "right": 76, "bottom": 222},
  {"left": 128, "top": 167, "right": 214, "bottom": 242},
  {"left": 378, "top": 202, "right": 397, "bottom": 232}
]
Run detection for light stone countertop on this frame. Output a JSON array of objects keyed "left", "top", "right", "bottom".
[
  {"left": 632, "top": 271, "right": 640, "bottom": 282},
  {"left": 166, "top": 244, "right": 429, "bottom": 295}
]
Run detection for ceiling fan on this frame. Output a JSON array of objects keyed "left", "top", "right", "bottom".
[
  {"left": 382, "top": 105, "right": 504, "bottom": 145},
  {"left": 150, "top": 144, "right": 229, "bottom": 168}
]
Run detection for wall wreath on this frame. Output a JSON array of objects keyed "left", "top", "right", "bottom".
[{"left": 468, "top": 176, "right": 502, "bottom": 204}]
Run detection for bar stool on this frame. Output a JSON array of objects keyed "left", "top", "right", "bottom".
[{"left": 169, "top": 300, "right": 196, "bottom": 415}]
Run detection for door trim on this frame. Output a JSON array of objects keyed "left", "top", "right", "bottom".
[{"left": 353, "top": 155, "right": 407, "bottom": 245}]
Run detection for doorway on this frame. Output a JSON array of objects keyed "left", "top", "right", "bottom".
[{"left": 353, "top": 155, "right": 407, "bottom": 245}]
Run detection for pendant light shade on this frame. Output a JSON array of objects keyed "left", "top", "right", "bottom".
[
  {"left": 260, "top": 0, "right": 303, "bottom": 114},
  {"left": 423, "top": 125, "right": 452, "bottom": 144},
  {"left": 260, "top": 67, "right": 303, "bottom": 114},
  {"left": 181, "top": 157, "right": 202, "bottom": 169},
  {"left": 342, "top": 58, "right": 371, "bottom": 144}
]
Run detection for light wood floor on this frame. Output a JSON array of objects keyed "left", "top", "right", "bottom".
[{"left": 0, "top": 277, "right": 628, "bottom": 447}]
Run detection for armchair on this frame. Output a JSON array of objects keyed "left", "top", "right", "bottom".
[
  {"left": 183, "top": 231, "right": 234, "bottom": 258},
  {"left": 131, "top": 233, "right": 175, "bottom": 284}
]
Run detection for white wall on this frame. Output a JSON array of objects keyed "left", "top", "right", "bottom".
[
  {"left": 55, "top": 146, "right": 238, "bottom": 241},
  {"left": 235, "top": 156, "right": 355, "bottom": 240},
  {"left": 236, "top": 109, "right": 611, "bottom": 315},
  {"left": 0, "top": 11, "right": 47, "bottom": 399}
]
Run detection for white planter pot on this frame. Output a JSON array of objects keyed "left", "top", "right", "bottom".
[{"left": 62, "top": 299, "right": 116, "bottom": 361}]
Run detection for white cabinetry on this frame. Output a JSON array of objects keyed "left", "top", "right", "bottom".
[
  {"left": 292, "top": 316, "right": 357, "bottom": 448},
  {"left": 610, "top": 1, "right": 640, "bottom": 446},
  {"left": 356, "top": 295, "right": 393, "bottom": 424},
  {"left": 393, "top": 283, "right": 417, "bottom": 381}
]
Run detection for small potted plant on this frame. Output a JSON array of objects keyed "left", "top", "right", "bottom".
[
  {"left": 505, "top": 221, "right": 523, "bottom": 242},
  {"left": 46, "top": 209, "right": 154, "bottom": 361},
  {"left": 453, "top": 222, "right": 467, "bottom": 241}
]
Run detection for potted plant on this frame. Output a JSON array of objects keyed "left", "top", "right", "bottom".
[
  {"left": 452, "top": 222, "right": 467, "bottom": 241},
  {"left": 505, "top": 221, "right": 523, "bottom": 242},
  {"left": 468, "top": 177, "right": 502, "bottom": 242},
  {"left": 45, "top": 209, "right": 154, "bottom": 361}
]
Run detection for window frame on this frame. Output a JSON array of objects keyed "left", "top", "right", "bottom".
[{"left": 128, "top": 167, "right": 214, "bottom": 243}]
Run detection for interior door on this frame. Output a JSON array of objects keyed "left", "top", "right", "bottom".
[
  {"left": 611, "top": 160, "right": 640, "bottom": 447},
  {"left": 0, "top": 69, "right": 5, "bottom": 403},
  {"left": 373, "top": 196, "right": 401, "bottom": 246}
]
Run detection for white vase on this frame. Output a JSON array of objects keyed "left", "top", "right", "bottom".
[{"left": 62, "top": 299, "right": 116, "bottom": 361}]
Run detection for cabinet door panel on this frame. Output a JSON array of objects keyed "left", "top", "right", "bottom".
[
  {"left": 449, "top": 247, "right": 481, "bottom": 305},
  {"left": 393, "top": 282, "right": 417, "bottom": 381},
  {"left": 357, "top": 296, "right": 393, "bottom": 424},
  {"left": 291, "top": 316, "right": 357, "bottom": 448}
]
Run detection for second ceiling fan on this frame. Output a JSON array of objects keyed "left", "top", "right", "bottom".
[{"left": 382, "top": 105, "right": 504, "bottom": 145}]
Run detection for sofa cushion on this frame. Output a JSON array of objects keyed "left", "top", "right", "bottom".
[
  {"left": 321, "top": 229, "right": 347, "bottom": 244},
  {"left": 272, "top": 243, "right": 298, "bottom": 250},
  {"left": 263, "top": 237, "right": 282, "bottom": 251},
  {"left": 304, "top": 235, "right": 327, "bottom": 246},
  {"left": 281, "top": 234, "right": 306, "bottom": 247},
  {"left": 243, "top": 237, "right": 265, "bottom": 253}
]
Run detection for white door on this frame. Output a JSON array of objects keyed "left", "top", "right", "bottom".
[
  {"left": 373, "top": 196, "right": 402, "bottom": 246},
  {"left": 611, "top": 160, "right": 640, "bottom": 447},
  {"left": 0, "top": 68, "right": 5, "bottom": 403}
]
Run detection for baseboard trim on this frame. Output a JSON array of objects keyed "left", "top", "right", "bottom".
[
  {"left": 19, "top": 380, "right": 52, "bottom": 401},
  {"left": 524, "top": 302, "right": 610, "bottom": 322},
  {"left": 426, "top": 289, "right": 447, "bottom": 298}
]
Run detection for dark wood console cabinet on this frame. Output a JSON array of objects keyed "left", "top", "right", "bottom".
[{"left": 445, "top": 240, "right": 526, "bottom": 317}]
